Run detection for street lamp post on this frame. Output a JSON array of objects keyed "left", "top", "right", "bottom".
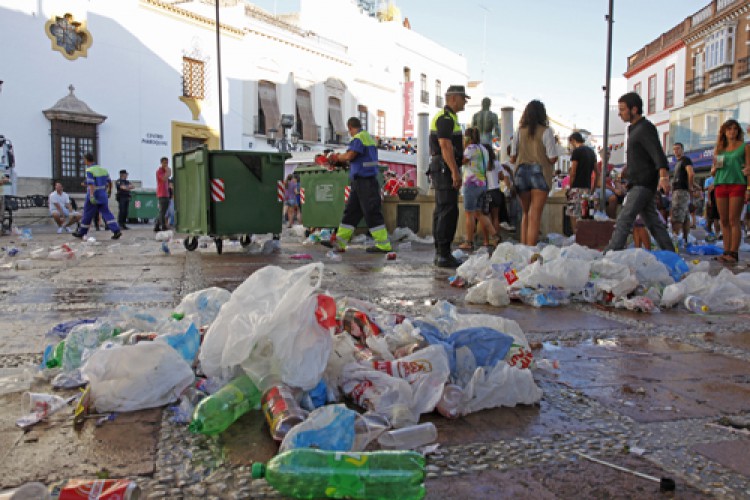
[{"left": 600, "top": 0, "right": 614, "bottom": 211}]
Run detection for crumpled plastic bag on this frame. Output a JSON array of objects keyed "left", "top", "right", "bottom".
[
  {"left": 661, "top": 271, "right": 711, "bottom": 307},
  {"left": 465, "top": 279, "right": 510, "bottom": 307},
  {"left": 651, "top": 251, "right": 689, "bottom": 282},
  {"left": 82, "top": 342, "right": 194, "bottom": 412},
  {"left": 391, "top": 227, "right": 434, "bottom": 244},
  {"left": 516, "top": 258, "right": 591, "bottom": 293},
  {"left": 456, "top": 249, "right": 493, "bottom": 283},
  {"left": 280, "top": 404, "right": 358, "bottom": 453},
  {"left": 603, "top": 249, "right": 674, "bottom": 287},
  {"left": 461, "top": 362, "right": 543, "bottom": 414},
  {"left": 200, "top": 263, "right": 333, "bottom": 390},
  {"left": 340, "top": 363, "right": 417, "bottom": 428},
  {"left": 490, "top": 242, "right": 536, "bottom": 271},
  {"left": 561, "top": 243, "right": 602, "bottom": 261},
  {"left": 174, "top": 287, "right": 231, "bottom": 329}
]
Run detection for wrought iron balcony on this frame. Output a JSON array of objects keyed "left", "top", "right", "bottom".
[
  {"left": 738, "top": 56, "right": 750, "bottom": 79},
  {"left": 708, "top": 66, "right": 733, "bottom": 88},
  {"left": 685, "top": 76, "right": 705, "bottom": 97}
]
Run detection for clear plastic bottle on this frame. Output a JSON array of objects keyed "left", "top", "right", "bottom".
[
  {"left": 377, "top": 422, "right": 437, "bottom": 450},
  {"left": 251, "top": 449, "right": 426, "bottom": 500},
  {"left": 188, "top": 374, "right": 261, "bottom": 435},
  {"left": 435, "top": 384, "right": 463, "bottom": 419},
  {"left": 261, "top": 382, "right": 308, "bottom": 441},
  {"left": 684, "top": 295, "right": 709, "bottom": 315}
]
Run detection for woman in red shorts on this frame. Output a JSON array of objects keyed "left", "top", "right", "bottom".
[{"left": 712, "top": 119, "right": 750, "bottom": 264}]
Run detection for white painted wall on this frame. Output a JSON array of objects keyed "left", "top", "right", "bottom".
[{"left": 0, "top": 0, "right": 468, "bottom": 190}]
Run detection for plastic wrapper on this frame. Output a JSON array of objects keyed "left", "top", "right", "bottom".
[{"left": 174, "top": 287, "right": 231, "bottom": 329}]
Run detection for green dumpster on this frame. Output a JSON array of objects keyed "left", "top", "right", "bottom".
[
  {"left": 128, "top": 189, "right": 159, "bottom": 223},
  {"left": 174, "top": 146, "right": 290, "bottom": 254},
  {"left": 296, "top": 165, "right": 385, "bottom": 229}
]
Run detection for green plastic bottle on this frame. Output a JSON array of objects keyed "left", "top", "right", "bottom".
[
  {"left": 45, "top": 340, "right": 65, "bottom": 369},
  {"left": 251, "top": 449, "right": 426, "bottom": 500},
  {"left": 188, "top": 374, "right": 261, "bottom": 435}
]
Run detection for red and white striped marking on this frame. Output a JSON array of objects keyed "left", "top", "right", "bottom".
[
  {"left": 300, "top": 187, "right": 305, "bottom": 204},
  {"left": 211, "top": 178, "right": 225, "bottom": 202},
  {"left": 277, "top": 180, "right": 284, "bottom": 202},
  {"left": 344, "top": 185, "right": 351, "bottom": 202}
]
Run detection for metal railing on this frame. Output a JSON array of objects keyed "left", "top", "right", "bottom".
[
  {"left": 686, "top": 76, "right": 705, "bottom": 97},
  {"left": 708, "top": 66, "right": 733, "bottom": 87},
  {"left": 738, "top": 56, "right": 750, "bottom": 78}
]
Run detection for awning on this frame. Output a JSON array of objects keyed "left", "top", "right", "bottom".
[
  {"left": 296, "top": 90, "right": 317, "bottom": 142},
  {"left": 258, "top": 81, "right": 280, "bottom": 135},
  {"left": 328, "top": 97, "right": 347, "bottom": 135}
]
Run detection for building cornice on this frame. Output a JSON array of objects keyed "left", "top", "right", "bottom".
[
  {"left": 624, "top": 41, "right": 684, "bottom": 78},
  {"left": 140, "top": 0, "right": 351, "bottom": 65},
  {"left": 684, "top": 3, "right": 750, "bottom": 43}
]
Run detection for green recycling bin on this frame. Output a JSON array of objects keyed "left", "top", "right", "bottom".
[
  {"left": 128, "top": 189, "right": 159, "bottom": 223},
  {"left": 174, "top": 146, "right": 290, "bottom": 254},
  {"left": 296, "top": 165, "right": 385, "bottom": 229}
]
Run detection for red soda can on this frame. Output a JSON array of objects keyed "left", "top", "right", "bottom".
[
  {"left": 386, "top": 252, "right": 397, "bottom": 260},
  {"left": 53, "top": 479, "right": 140, "bottom": 499}
]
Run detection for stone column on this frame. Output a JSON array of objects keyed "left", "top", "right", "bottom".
[
  {"left": 416, "top": 112, "right": 429, "bottom": 193},
  {"left": 500, "top": 107, "right": 514, "bottom": 163}
]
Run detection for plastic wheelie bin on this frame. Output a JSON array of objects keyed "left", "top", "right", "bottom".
[
  {"left": 295, "top": 165, "right": 385, "bottom": 230},
  {"left": 128, "top": 189, "right": 159, "bottom": 223},
  {"left": 174, "top": 146, "right": 290, "bottom": 254}
]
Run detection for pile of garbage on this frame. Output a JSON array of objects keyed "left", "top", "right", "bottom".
[
  {"left": 3, "top": 262, "right": 550, "bottom": 499},
  {"left": 455, "top": 240, "right": 750, "bottom": 314}
]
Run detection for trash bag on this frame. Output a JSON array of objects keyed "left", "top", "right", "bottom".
[
  {"left": 685, "top": 244, "right": 723, "bottom": 256},
  {"left": 603, "top": 249, "right": 673, "bottom": 287},
  {"left": 279, "top": 404, "right": 358, "bottom": 453},
  {"left": 155, "top": 322, "right": 201, "bottom": 364},
  {"left": 651, "top": 251, "right": 689, "bottom": 282},
  {"left": 456, "top": 250, "right": 493, "bottom": 283},
  {"left": 461, "top": 362, "right": 543, "bottom": 414},
  {"left": 82, "top": 342, "right": 194, "bottom": 412},
  {"left": 516, "top": 258, "right": 591, "bottom": 293},
  {"left": 340, "top": 363, "right": 418, "bottom": 428},
  {"left": 174, "top": 287, "right": 231, "bottom": 329},
  {"left": 489, "top": 242, "right": 536, "bottom": 270},
  {"left": 200, "top": 263, "right": 333, "bottom": 391}
]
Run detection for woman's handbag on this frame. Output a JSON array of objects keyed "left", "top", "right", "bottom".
[{"left": 479, "top": 190, "right": 492, "bottom": 215}]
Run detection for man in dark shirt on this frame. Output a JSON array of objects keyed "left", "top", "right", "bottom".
[
  {"left": 670, "top": 142, "right": 694, "bottom": 245},
  {"left": 566, "top": 132, "right": 596, "bottom": 232},
  {"left": 429, "top": 85, "right": 468, "bottom": 268},
  {"left": 115, "top": 169, "right": 134, "bottom": 229},
  {"left": 604, "top": 92, "right": 674, "bottom": 252}
]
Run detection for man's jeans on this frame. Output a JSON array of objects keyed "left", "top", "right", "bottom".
[{"left": 605, "top": 185, "right": 674, "bottom": 252}]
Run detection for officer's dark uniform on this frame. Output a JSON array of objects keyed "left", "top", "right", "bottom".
[
  {"left": 429, "top": 106, "right": 463, "bottom": 265},
  {"left": 115, "top": 171, "right": 132, "bottom": 228}
]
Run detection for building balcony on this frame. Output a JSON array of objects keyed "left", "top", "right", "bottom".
[
  {"left": 686, "top": 76, "right": 705, "bottom": 97},
  {"left": 708, "top": 65, "right": 733, "bottom": 88},
  {"left": 738, "top": 56, "right": 750, "bottom": 79},
  {"left": 420, "top": 90, "right": 429, "bottom": 105}
]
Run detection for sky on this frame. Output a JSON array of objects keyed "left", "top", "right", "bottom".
[{"left": 251, "top": 0, "right": 711, "bottom": 135}]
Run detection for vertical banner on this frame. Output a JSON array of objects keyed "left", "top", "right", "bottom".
[{"left": 403, "top": 81, "right": 414, "bottom": 138}]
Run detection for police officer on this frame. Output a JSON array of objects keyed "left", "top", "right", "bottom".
[
  {"left": 115, "top": 169, "right": 134, "bottom": 229},
  {"left": 323, "top": 117, "right": 392, "bottom": 253},
  {"left": 430, "top": 84, "right": 469, "bottom": 268},
  {"left": 73, "top": 153, "right": 121, "bottom": 239}
]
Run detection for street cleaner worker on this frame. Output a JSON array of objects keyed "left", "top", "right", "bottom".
[
  {"left": 322, "top": 117, "right": 392, "bottom": 254},
  {"left": 73, "top": 153, "right": 122, "bottom": 240}
]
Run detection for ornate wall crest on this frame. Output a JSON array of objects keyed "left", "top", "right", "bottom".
[{"left": 45, "top": 13, "right": 93, "bottom": 60}]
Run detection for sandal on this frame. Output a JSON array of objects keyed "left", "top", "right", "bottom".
[
  {"left": 458, "top": 242, "right": 474, "bottom": 251},
  {"left": 723, "top": 252, "right": 739, "bottom": 264},
  {"left": 488, "top": 234, "right": 501, "bottom": 247}
]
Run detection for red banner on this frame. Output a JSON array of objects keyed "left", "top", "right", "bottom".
[{"left": 403, "top": 81, "right": 414, "bottom": 138}]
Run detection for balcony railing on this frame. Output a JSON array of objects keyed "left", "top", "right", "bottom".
[
  {"left": 738, "top": 56, "right": 750, "bottom": 78},
  {"left": 686, "top": 76, "right": 705, "bottom": 97},
  {"left": 420, "top": 90, "right": 429, "bottom": 105},
  {"left": 708, "top": 66, "right": 733, "bottom": 88},
  {"left": 435, "top": 95, "right": 444, "bottom": 108}
]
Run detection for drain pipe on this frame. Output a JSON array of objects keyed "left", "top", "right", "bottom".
[{"left": 416, "top": 112, "right": 429, "bottom": 194}]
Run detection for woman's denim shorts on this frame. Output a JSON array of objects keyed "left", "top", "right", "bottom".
[
  {"left": 515, "top": 163, "right": 549, "bottom": 193},
  {"left": 462, "top": 183, "right": 486, "bottom": 211}
]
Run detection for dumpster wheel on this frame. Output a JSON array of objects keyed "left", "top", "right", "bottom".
[
  {"left": 240, "top": 235, "right": 252, "bottom": 247},
  {"left": 214, "top": 238, "right": 223, "bottom": 255},
  {"left": 183, "top": 236, "right": 199, "bottom": 251}
]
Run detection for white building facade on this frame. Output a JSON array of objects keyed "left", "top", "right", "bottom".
[{"left": 0, "top": 0, "right": 468, "bottom": 194}]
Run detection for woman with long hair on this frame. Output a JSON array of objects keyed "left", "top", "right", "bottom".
[
  {"left": 712, "top": 119, "right": 750, "bottom": 263},
  {"left": 458, "top": 127, "right": 499, "bottom": 250},
  {"left": 510, "top": 100, "right": 559, "bottom": 246}
]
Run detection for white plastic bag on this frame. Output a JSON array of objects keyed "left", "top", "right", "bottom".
[
  {"left": 516, "top": 258, "right": 591, "bottom": 293},
  {"left": 82, "top": 342, "right": 194, "bottom": 412},
  {"left": 174, "top": 287, "right": 231, "bottom": 328},
  {"left": 465, "top": 279, "right": 510, "bottom": 307},
  {"left": 201, "top": 264, "right": 333, "bottom": 391},
  {"left": 460, "top": 362, "right": 543, "bottom": 414},
  {"left": 340, "top": 363, "right": 418, "bottom": 428}
]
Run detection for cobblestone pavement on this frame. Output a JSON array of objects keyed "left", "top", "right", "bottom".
[{"left": 0, "top": 224, "right": 748, "bottom": 498}]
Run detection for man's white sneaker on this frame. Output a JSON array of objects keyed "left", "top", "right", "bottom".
[
  {"left": 65, "top": 226, "right": 73, "bottom": 233},
  {"left": 57, "top": 227, "right": 64, "bottom": 234},
  {"left": 500, "top": 222, "right": 515, "bottom": 231}
]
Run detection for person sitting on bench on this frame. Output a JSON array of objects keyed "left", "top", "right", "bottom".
[{"left": 49, "top": 182, "right": 81, "bottom": 233}]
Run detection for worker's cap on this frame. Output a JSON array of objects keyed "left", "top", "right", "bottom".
[
  {"left": 119, "top": 169, "right": 128, "bottom": 175},
  {"left": 446, "top": 85, "right": 470, "bottom": 99}
]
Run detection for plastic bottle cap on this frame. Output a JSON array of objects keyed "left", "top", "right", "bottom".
[{"left": 251, "top": 462, "right": 266, "bottom": 479}]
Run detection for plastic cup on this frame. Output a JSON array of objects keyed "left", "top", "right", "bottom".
[{"left": 21, "top": 392, "right": 68, "bottom": 416}]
